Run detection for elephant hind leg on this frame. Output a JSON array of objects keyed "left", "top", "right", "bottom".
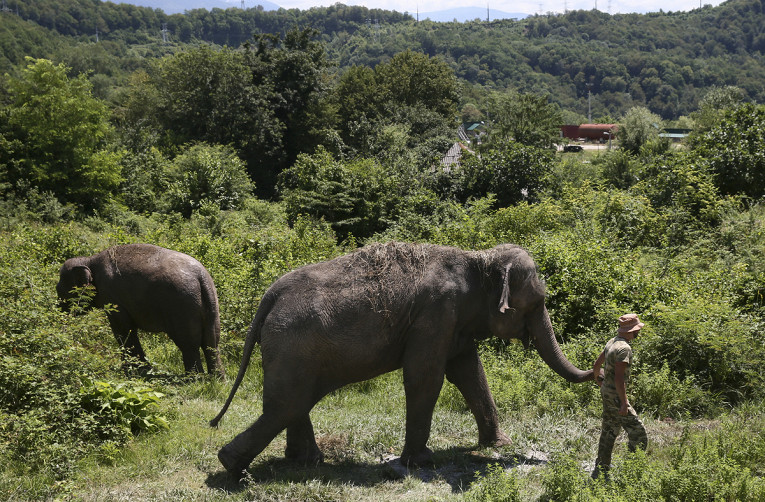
[
  {"left": 285, "top": 414, "right": 323, "bottom": 465},
  {"left": 180, "top": 346, "right": 204, "bottom": 374},
  {"left": 203, "top": 344, "right": 224, "bottom": 379},
  {"left": 219, "top": 374, "right": 323, "bottom": 476}
]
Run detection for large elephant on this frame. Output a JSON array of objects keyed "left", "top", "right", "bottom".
[
  {"left": 210, "top": 242, "right": 593, "bottom": 476},
  {"left": 56, "top": 243, "right": 223, "bottom": 378}
]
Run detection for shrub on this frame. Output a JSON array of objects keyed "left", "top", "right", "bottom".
[
  {"left": 464, "top": 463, "right": 522, "bottom": 502},
  {"left": 632, "top": 363, "right": 713, "bottom": 418},
  {"left": 540, "top": 452, "right": 590, "bottom": 501},
  {"left": 79, "top": 380, "right": 169, "bottom": 438},
  {"left": 166, "top": 143, "right": 254, "bottom": 217},
  {"left": 454, "top": 143, "right": 555, "bottom": 208},
  {"left": 641, "top": 301, "right": 765, "bottom": 405}
]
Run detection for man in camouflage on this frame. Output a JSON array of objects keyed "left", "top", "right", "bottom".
[{"left": 591, "top": 313, "right": 648, "bottom": 479}]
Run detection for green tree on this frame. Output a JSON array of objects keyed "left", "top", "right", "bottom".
[
  {"left": 619, "top": 106, "right": 663, "bottom": 155},
  {"left": 690, "top": 85, "right": 746, "bottom": 134},
  {"left": 333, "top": 51, "right": 458, "bottom": 163},
  {"left": 277, "top": 147, "right": 399, "bottom": 240},
  {"left": 374, "top": 50, "right": 458, "bottom": 121},
  {"left": 0, "top": 58, "right": 122, "bottom": 211},
  {"left": 690, "top": 103, "right": 765, "bottom": 199},
  {"left": 244, "top": 28, "right": 336, "bottom": 192},
  {"left": 489, "top": 92, "right": 563, "bottom": 149},
  {"left": 454, "top": 143, "right": 555, "bottom": 208},
  {"left": 166, "top": 143, "right": 254, "bottom": 218}
]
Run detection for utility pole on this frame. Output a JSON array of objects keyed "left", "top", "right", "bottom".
[
  {"left": 161, "top": 23, "right": 169, "bottom": 43},
  {"left": 586, "top": 83, "right": 593, "bottom": 122}
]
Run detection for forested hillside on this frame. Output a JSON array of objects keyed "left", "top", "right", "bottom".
[
  {"left": 1, "top": 0, "right": 765, "bottom": 500},
  {"left": 1, "top": 0, "right": 764, "bottom": 120}
]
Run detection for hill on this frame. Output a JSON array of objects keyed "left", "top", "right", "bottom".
[
  {"left": 1, "top": 0, "right": 764, "bottom": 120},
  {"left": 115, "top": 0, "right": 281, "bottom": 14},
  {"left": 419, "top": 6, "right": 529, "bottom": 22}
]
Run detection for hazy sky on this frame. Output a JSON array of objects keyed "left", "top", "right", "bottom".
[{"left": 265, "top": 0, "right": 726, "bottom": 16}]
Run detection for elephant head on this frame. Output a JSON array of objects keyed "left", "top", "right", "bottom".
[
  {"left": 486, "top": 245, "right": 593, "bottom": 383},
  {"left": 56, "top": 259, "right": 95, "bottom": 312}
]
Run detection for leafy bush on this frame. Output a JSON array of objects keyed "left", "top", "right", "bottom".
[
  {"left": 0, "top": 58, "right": 123, "bottom": 212},
  {"left": 166, "top": 143, "right": 254, "bottom": 217},
  {"left": 464, "top": 463, "right": 522, "bottom": 502},
  {"left": 641, "top": 301, "right": 765, "bottom": 405},
  {"left": 540, "top": 415, "right": 765, "bottom": 501},
  {"left": 453, "top": 143, "right": 555, "bottom": 208},
  {"left": 689, "top": 102, "right": 765, "bottom": 199},
  {"left": 79, "top": 380, "right": 169, "bottom": 438},
  {"left": 278, "top": 147, "right": 400, "bottom": 240},
  {"left": 540, "top": 452, "right": 590, "bottom": 501},
  {"left": 632, "top": 363, "right": 713, "bottom": 418}
]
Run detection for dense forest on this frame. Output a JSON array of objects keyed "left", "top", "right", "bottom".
[
  {"left": 1, "top": 0, "right": 765, "bottom": 120},
  {"left": 1, "top": 0, "right": 765, "bottom": 500}
]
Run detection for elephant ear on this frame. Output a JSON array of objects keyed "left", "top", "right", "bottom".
[
  {"left": 498, "top": 263, "right": 512, "bottom": 313},
  {"left": 72, "top": 265, "right": 93, "bottom": 288}
]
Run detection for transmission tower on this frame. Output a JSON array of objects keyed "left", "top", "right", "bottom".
[
  {"left": 161, "top": 23, "right": 169, "bottom": 43},
  {"left": 1, "top": 0, "right": 10, "bottom": 13}
]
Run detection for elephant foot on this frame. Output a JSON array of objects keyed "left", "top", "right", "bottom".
[
  {"left": 284, "top": 445, "right": 324, "bottom": 466},
  {"left": 218, "top": 444, "right": 251, "bottom": 480},
  {"left": 479, "top": 430, "right": 512, "bottom": 448},
  {"left": 400, "top": 446, "right": 434, "bottom": 467}
]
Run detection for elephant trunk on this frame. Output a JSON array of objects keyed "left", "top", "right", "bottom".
[{"left": 530, "top": 305, "right": 593, "bottom": 383}]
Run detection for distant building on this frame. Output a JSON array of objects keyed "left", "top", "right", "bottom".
[
  {"left": 561, "top": 124, "right": 618, "bottom": 141},
  {"left": 439, "top": 142, "right": 472, "bottom": 172}
]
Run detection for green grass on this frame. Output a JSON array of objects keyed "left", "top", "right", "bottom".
[{"left": 1, "top": 336, "right": 753, "bottom": 501}]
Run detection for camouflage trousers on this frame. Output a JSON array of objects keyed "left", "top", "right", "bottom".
[{"left": 595, "top": 387, "right": 648, "bottom": 471}]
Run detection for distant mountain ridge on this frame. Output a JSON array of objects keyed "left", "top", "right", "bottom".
[
  {"left": 116, "top": 0, "right": 280, "bottom": 14},
  {"left": 419, "top": 7, "right": 528, "bottom": 22},
  {"left": 117, "top": 1, "right": 529, "bottom": 20}
]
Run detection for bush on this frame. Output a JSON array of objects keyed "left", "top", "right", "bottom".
[
  {"left": 454, "top": 143, "right": 555, "bottom": 208},
  {"left": 632, "top": 363, "right": 713, "bottom": 418},
  {"left": 79, "top": 380, "right": 169, "bottom": 438},
  {"left": 166, "top": 143, "right": 254, "bottom": 217},
  {"left": 641, "top": 301, "right": 765, "bottom": 405},
  {"left": 464, "top": 463, "right": 522, "bottom": 502}
]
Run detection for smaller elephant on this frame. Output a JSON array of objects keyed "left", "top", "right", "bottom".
[{"left": 57, "top": 243, "right": 223, "bottom": 378}]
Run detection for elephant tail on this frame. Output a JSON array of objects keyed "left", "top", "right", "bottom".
[{"left": 209, "top": 290, "right": 274, "bottom": 428}]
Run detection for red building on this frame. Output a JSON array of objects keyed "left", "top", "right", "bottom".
[{"left": 561, "top": 124, "right": 618, "bottom": 141}]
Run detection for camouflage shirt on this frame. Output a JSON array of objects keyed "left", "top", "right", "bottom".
[{"left": 602, "top": 335, "right": 632, "bottom": 391}]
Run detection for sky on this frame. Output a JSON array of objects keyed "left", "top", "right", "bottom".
[{"left": 261, "top": 0, "right": 727, "bottom": 16}]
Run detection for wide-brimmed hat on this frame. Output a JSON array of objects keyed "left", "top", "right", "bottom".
[{"left": 618, "top": 313, "right": 644, "bottom": 334}]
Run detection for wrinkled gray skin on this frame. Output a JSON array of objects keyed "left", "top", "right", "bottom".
[
  {"left": 211, "top": 242, "right": 593, "bottom": 476},
  {"left": 57, "top": 244, "right": 223, "bottom": 378}
]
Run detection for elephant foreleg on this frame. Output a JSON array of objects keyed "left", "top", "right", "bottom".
[
  {"left": 110, "top": 317, "right": 150, "bottom": 372},
  {"left": 400, "top": 359, "right": 445, "bottom": 466},
  {"left": 285, "top": 414, "right": 323, "bottom": 465},
  {"left": 445, "top": 344, "right": 510, "bottom": 447}
]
